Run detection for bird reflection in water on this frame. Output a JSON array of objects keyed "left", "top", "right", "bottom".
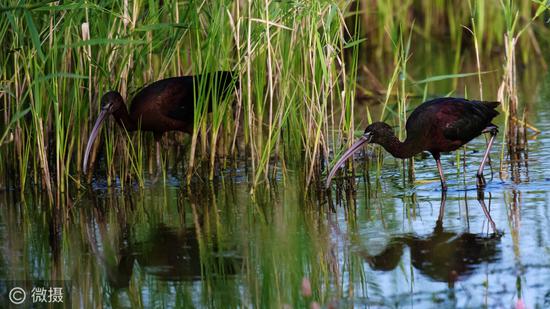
[
  {"left": 87, "top": 222, "right": 238, "bottom": 289},
  {"left": 360, "top": 191, "right": 502, "bottom": 286},
  {"left": 87, "top": 196, "right": 239, "bottom": 289}
]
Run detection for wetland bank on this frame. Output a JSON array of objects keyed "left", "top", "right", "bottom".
[{"left": 1, "top": 1, "right": 550, "bottom": 308}]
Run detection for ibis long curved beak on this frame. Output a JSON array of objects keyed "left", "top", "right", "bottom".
[
  {"left": 83, "top": 109, "right": 109, "bottom": 174},
  {"left": 325, "top": 132, "right": 372, "bottom": 188}
]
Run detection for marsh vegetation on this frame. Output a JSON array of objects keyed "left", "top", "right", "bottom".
[{"left": 0, "top": 0, "right": 549, "bottom": 307}]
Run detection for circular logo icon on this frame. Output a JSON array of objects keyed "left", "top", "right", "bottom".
[{"left": 8, "top": 287, "right": 26, "bottom": 305}]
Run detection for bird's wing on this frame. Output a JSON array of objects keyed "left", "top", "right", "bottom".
[
  {"left": 405, "top": 98, "right": 450, "bottom": 141},
  {"left": 163, "top": 71, "right": 235, "bottom": 121},
  {"left": 439, "top": 100, "right": 498, "bottom": 141},
  {"left": 129, "top": 77, "right": 191, "bottom": 112},
  {"left": 405, "top": 98, "right": 498, "bottom": 143},
  {"left": 129, "top": 72, "right": 235, "bottom": 123},
  {"left": 163, "top": 81, "right": 195, "bottom": 122}
]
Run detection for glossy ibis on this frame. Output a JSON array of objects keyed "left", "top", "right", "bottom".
[
  {"left": 325, "top": 98, "right": 499, "bottom": 190},
  {"left": 83, "top": 71, "right": 237, "bottom": 173}
]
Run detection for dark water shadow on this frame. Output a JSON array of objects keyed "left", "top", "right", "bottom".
[
  {"left": 102, "top": 224, "right": 238, "bottom": 288},
  {"left": 358, "top": 191, "right": 503, "bottom": 286},
  {"left": 82, "top": 188, "right": 240, "bottom": 291}
]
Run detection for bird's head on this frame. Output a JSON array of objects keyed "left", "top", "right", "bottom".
[
  {"left": 363, "top": 122, "right": 394, "bottom": 144},
  {"left": 325, "top": 121, "right": 393, "bottom": 188},
  {"left": 100, "top": 91, "right": 124, "bottom": 114},
  {"left": 82, "top": 91, "right": 124, "bottom": 174}
]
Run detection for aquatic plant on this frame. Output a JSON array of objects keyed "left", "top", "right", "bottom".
[{"left": 0, "top": 0, "right": 548, "bottom": 195}]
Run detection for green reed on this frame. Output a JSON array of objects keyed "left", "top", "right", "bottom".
[
  {"left": 0, "top": 0, "right": 549, "bottom": 195},
  {"left": 122, "top": 125, "right": 144, "bottom": 188},
  {"left": 496, "top": 0, "right": 548, "bottom": 180}
]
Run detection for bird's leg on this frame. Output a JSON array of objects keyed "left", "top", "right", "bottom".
[
  {"left": 477, "top": 126, "right": 498, "bottom": 187},
  {"left": 437, "top": 190, "right": 447, "bottom": 226},
  {"left": 434, "top": 154, "right": 448, "bottom": 191},
  {"left": 156, "top": 141, "right": 161, "bottom": 170},
  {"left": 153, "top": 133, "right": 163, "bottom": 177}
]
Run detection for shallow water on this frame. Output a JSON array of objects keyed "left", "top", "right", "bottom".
[{"left": 1, "top": 67, "right": 550, "bottom": 308}]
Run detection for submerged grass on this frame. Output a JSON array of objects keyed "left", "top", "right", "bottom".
[{"left": 0, "top": 0, "right": 548, "bottom": 195}]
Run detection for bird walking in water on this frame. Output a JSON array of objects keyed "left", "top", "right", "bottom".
[
  {"left": 83, "top": 71, "right": 237, "bottom": 174},
  {"left": 325, "top": 98, "right": 499, "bottom": 190}
]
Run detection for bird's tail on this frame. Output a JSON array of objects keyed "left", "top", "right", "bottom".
[{"left": 482, "top": 101, "right": 500, "bottom": 109}]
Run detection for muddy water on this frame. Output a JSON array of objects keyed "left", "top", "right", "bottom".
[{"left": 1, "top": 73, "right": 550, "bottom": 307}]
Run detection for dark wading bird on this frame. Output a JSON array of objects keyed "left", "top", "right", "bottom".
[
  {"left": 83, "top": 71, "right": 237, "bottom": 174},
  {"left": 325, "top": 98, "right": 499, "bottom": 190}
]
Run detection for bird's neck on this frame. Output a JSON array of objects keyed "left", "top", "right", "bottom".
[
  {"left": 377, "top": 134, "right": 421, "bottom": 159},
  {"left": 112, "top": 106, "right": 137, "bottom": 131}
]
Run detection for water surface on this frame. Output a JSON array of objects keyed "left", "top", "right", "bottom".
[{"left": 1, "top": 62, "right": 550, "bottom": 309}]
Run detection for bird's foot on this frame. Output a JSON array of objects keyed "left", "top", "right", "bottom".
[
  {"left": 476, "top": 174, "right": 487, "bottom": 187},
  {"left": 482, "top": 125, "right": 499, "bottom": 136},
  {"left": 441, "top": 183, "right": 448, "bottom": 191}
]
